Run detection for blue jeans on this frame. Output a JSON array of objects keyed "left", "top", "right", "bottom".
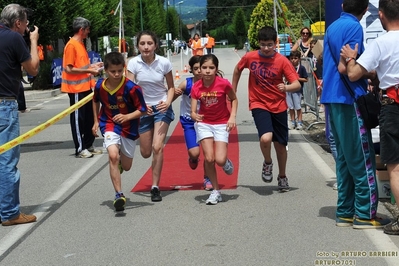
[{"left": 0, "top": 100, "right": 21, "bottom": 221}]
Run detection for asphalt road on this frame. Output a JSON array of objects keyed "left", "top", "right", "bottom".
[{"left": 1, "top": 48, "right": 399, "bottom": 266}]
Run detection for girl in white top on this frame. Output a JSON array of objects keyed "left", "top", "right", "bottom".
[{"left": 127, "top": 30, "right": 175, "bottom": 202}]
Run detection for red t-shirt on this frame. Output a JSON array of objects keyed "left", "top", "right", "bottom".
[
  {"left": 236, "top": 51, "right": 299, "bottom": 113},
  {"left": 191, "top": 76, "right": 232, "bottom": 124}
]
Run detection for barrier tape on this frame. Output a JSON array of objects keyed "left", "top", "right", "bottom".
[{"left": 0, "top": 92, "right": 94, "bottom": 154}]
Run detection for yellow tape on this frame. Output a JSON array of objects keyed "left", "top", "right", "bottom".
[{"left": 0, "top": 92, "right": 94, "bottom": 154}]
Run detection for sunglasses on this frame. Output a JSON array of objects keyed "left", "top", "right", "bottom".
[{"left": 302, "top": 32, "right": 310, "bottom": 35}]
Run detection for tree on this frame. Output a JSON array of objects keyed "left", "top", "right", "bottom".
[
  {"left": 232, "top": 8, "right": 247, "bottom": 49},
  {"left": 247, "top": 0, "right": 288, "bottom": 49}
]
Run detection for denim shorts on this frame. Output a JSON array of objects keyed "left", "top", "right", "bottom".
[
  {"left": 251, "top": 108, "right": 288, "bottom": 145},
  {"left": 379, "top": 103, "right": 399, "bottom": 164},
  {"left": 139, "top": 105, "right": 175, "bottom": 134}
]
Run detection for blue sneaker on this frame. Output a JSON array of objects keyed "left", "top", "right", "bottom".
[
  {"left": 223, "top": 158, "right": 234, "bottom": 175},
  {"left": 203, "top": 177, "right": 213, "bottom": 191}
]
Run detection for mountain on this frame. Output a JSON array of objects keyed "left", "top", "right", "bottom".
[{"left": 169, "top": 0, "right": 207, "bottom": 24}]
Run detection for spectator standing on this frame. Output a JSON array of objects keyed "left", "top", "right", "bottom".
[
  {"left": 126, "top": 30, "right": 175, "bottom": 202},
  {"left": 190, "top": 54, "right": 237, "bottom": 204},
  {"left": 61, "top": 17, "right": 103, "bottom": 158},
  {"left": 232, "top": 26, "right": 301, "bottom": 192},
  {"left": 0, "top": 3, "right": 39, "bottom": 226},
  {"left": 205, "top": 33, "right": 215, "bottom": 54},
  {"left": 173, "top": 38, "right": 180, "bottom": 55},
  {"left": 191, "top": 33, "right": 204, "bottom": 56},
  {"left": 286, "top": 50, "right": 308, "bottom": 130},
  {"left": 321, "top": 0, "right": 390, "bottom": 229},
  {"left": 341, "top": 0, "right": 399, "bottom": 234},
  {"left": 291, "top": 27, "right": 313, "bottom": 57},
  {"left": 92, "top": 52, "right": 147, "bottom": 212}
]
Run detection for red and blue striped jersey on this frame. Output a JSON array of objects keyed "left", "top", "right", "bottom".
[{"left": 93, "top": 77, "right": 147, "bottom": 140}]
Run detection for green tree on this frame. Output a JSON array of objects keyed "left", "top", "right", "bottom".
[
  {"left": 247, "top": 0, "right": 287, "bottom": 49},
  {"left": 232, "top": 8, "right": 247, "bottom": 49}
]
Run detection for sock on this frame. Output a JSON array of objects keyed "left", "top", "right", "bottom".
[
  {"left": 115, "top": 191, "right": 124, "bottom": 198},
  {"left": 151, "top": 186, "right": 159, "bottom": 190}
]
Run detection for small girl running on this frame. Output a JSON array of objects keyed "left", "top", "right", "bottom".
[
  {"left": 190, "top": 54, "right": 238, "bottom": 205},
  {"left": 174, "top": 55, "right": 212, "bottom": 191}
]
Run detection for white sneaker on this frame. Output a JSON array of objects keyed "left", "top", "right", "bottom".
[
  {"left": 206, "top": 190, "right": 222, "bottom": 205},
  {"left": 262, "top": 161, "right": 273, "bottom": 183},
  {"left": 76, "top": 149, "right": 93, "bottom": 158},
  {"left": 333, "top": 182, "right": 338, "bottom": 190},
  {"left": 88, "top": 146, "right": 102, "bottom": 155},
  {"left": 296, "top": 123, "right": 303, "bottom": 130},
  {"left": 223, "top": 158, "right": 234, "bottom": 175}
]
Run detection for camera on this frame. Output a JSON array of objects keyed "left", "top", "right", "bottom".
[{"left": 23, "top": 8, "right": 35, "bottom": 47}]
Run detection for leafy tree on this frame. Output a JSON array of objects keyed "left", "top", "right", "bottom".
[
  {"left": 247, "top": 0, "right": 288, "bottom": 49},
  {"left": 232, "top": 8, "right": 247, "bottom": 49},
  {"left": 0, "top": 0, "right": 64, "bottom": 46}
]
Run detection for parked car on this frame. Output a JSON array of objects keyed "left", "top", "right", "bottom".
[{"left": 277, "top": 33, "right": 292, "bottom": 57}]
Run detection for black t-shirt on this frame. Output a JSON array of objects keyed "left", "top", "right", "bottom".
[{"left": 0, "top": 24, "right": 31, "bottom": 98}]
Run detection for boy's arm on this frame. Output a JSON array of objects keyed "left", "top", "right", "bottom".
[
  {"left": 226, "top": 89, "right": 238, "bottom": 132},
  {"left": 92, "top": 100, "right": 100, "bottom": 137},
  {"left": 231, "top": 65, "right": 243, "bottom": 93}
]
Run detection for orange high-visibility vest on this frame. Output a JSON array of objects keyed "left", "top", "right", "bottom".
[
  {"left": 192, "top": 39, "right": 203, "bottom": 56},
  {"left": 206, "top": 37, "right": 214, "bottom": 48},
  {"left": 61, "top": 38, "right": 94, "bottom": 93}
]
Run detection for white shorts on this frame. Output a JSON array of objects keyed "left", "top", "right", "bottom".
[
  {"left": 286, "top": 92, "right": 302, "bottom": 110},
  {"left": 194, "top": 122, "right": 229, "bottom": 143},
  {"left": 103, "top": 131, "right": 136, "bottom": 158}
]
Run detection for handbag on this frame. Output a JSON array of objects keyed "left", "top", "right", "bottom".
[
  {"left": 349, "top": 85, "right": 381, "bottom": 129},
  {"left": 328, "top": 42, "right": 381, "bottom": 129}
]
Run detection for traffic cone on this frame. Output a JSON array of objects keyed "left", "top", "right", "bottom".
[
  {"left": 175, "top": 70, "right": 180, "bottom": 80},
  {"left": 184, "top": 65, "right": 188, "bottom": 73}
]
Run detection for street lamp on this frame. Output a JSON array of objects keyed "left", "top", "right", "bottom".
[{"left": 177, "top": 1, "right": 184, "bottom": 39}]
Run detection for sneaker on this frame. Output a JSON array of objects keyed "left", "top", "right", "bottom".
[
  {"left": 76, "top": 149, "right": 93, "bottom": 158},
  {"left": 333, "top": 182, "right": 338, "bottom": 190},
  {"left": 203, "top": 176, "right": 213, "bottom": 191},
  {"left": 150, "top": 187, "right": 162, "bottom": 202},
  {"left": 278, "top": 175, "right": 290, "bottom": 192},
  {"left": 88, "top": 146, "right": 102, "bottom": 155},
  {"left": 336, "top": 217, "right": 354, "bottom": 227},
  {"left": 223, "top": 158, "right": 234, "bottom": 175},
  {"left": 118, "top": 161, "right": 124, "bottom": 174},
  {"left": 113, "top": 194, "right": 126, "bottom": 212},
  {"left": 205, "top": 190, "right": 222, "bottom": 205},
  {"left": 1, "top": 213, "right": 37, "bottom": 226},
  {"left": 353, "top": 216, "right": 391, "bottom": 229},
  {"left": 261, "top": 161, "right": 273, "bottom": 183},
  {"left": 188, "top": 158, "right": 199, "bottom": 170},
  {"left": 296, "top": 122, "right": 303, "bottom": 130},
  {"left": 384, "top": 218, "right": 399, "bottom": 235},
  {"left": 289, "top": 121, "right": 296, "bottom": 130}
]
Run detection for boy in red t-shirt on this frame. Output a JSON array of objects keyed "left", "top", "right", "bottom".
[{"left": 231, "top": 26, "right": 301, "bottom": 192}]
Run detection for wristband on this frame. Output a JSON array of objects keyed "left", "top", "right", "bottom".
[{"left": 345, "top": 57, "right": 355, "bottom": 64}]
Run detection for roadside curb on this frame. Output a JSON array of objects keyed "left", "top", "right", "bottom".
[{"left": 24, "top": 88, "right": 62, "bottom": 101}]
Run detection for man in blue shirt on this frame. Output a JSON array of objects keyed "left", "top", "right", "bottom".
[
  {"left": 0, "top": 4, "right": 39, "bottom": 226},
  {"left": 321, "top": 0, "right": 390, "bottom": 229}
]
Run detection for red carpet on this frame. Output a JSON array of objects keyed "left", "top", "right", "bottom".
[{"left": 131, "top": 122, "right": 239, "bottom": 192}]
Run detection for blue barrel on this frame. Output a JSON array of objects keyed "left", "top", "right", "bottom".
[{"left": 325, "top": 0, "right": 343, "bottom": 29}]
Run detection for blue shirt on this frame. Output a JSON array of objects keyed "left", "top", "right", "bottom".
[{"left": 321, "top": 12, "right": 368, "bottom": 105}]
